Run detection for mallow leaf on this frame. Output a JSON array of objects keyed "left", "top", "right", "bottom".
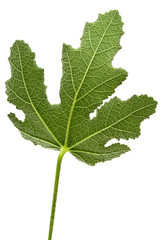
[
  {"left": 6, "top": 10, "right": 157, "bottom": 240},
  {"left": 6, "top": 10, "right": 157, "bottom": 166}
]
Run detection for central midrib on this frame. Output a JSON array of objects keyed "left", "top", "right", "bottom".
[{"left": 64, "top": 11, "right": 118, "bottom": 147}]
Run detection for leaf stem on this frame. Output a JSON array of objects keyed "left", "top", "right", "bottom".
[{"left": 48, "top": 147, "right": 67, "bottom": 240}]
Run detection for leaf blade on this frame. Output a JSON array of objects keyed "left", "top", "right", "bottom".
[
  {"left": 6, "top": 40, "right": 62, "bottom": 149},
  {"left": 61, "top": 10, "right": 128, "bottom": 147},
  {"left": 71, "top": 143, "right": 130, "bottom": 166},
  {"left": 6, "top": 11, "right": 157, "bottom": 165},
  {"left": 69, "top": 95, "right": 157, "bottom": 150}
]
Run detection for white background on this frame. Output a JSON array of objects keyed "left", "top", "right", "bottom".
[{"left": 0, "top": 0, "right": 160, "bottom": 239}]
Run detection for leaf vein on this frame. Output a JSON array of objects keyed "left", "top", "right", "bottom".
[
  {"left": 69, "top": 102, "right": 155, "bottom": 149},
  {"left": 16, "top": 42, "right": 62, "bottom": 147}
]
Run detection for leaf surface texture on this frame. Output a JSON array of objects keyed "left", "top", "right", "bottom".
[{"left": 6, "top": 10, "right": 157, "bottom": 165}]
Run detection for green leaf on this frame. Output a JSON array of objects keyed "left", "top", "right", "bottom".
[{"left": 6, "top": 10, "right": 157, "bottom": 166}]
